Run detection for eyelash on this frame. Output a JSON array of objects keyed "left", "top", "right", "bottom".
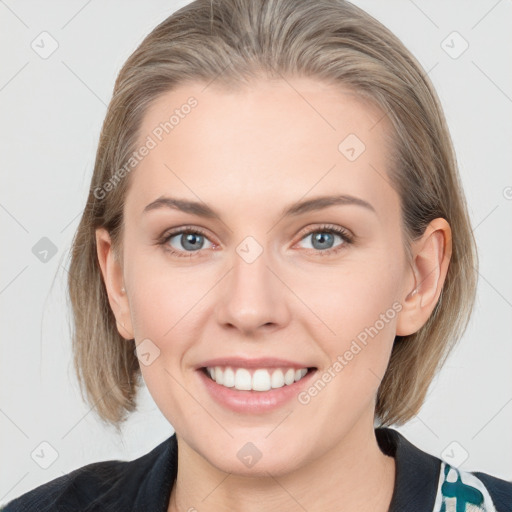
[{"left": 157, "top": 224, "right": 354, "bottom": 259}]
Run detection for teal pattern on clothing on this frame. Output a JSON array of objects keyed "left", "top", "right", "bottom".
[
  {"left": 434, "top": 462, "right": 498, "bottom": 512},
  {"left": 440, "top": 464, "right": 484, "bottom": 512}
]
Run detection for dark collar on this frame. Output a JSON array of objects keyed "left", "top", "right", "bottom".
[
  {"left": 376, "top": 427, "right": 441, "bottom": 511},
  {"left": 128, "top": 427, "right": 440, "bottom": 512}
]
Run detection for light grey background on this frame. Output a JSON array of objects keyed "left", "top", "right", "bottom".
[{"left": 1, "top": 0, "right": 511, "bottom": 504}]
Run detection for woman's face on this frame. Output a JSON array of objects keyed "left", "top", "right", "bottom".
[{"left": 106, "top": 78, "right": 418, "bottom": 475}]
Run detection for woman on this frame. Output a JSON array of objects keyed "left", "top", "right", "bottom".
[{"left": 3, "top": 0, "right": 511, "bottom": 510}]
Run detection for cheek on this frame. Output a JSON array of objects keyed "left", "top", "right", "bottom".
[
  {"left": 339, "top": 267, "right": 401, "bottom": 337},
  {"left": 125, "top": 255, "right": 206, "bottom": 415},
  {"left": 302, "top": 254, "right": 403, "bottom": 383},
  {"left": 125, "top": 252, "right": 216, "bottom": 394},
  {"left": 308, "top": 265, "right": 402, "bottom": 411},
  {"left": 125, "top": 248, "right": 206, "bottom": 338},
  {"left": 301, "top": 253, "right": 403, "bottom": 335}
]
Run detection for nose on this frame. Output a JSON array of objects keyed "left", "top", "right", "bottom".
[{"left": 215, "top": 239, "right": 290, "bottom": 336}]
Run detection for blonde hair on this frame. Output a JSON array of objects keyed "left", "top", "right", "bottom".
[{"left": 68, "top": 0, "right": 478, "bottom": 429}]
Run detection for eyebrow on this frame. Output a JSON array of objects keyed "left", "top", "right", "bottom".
[{"left": 143, "top": 194, "right": 376, "bottom": 219}]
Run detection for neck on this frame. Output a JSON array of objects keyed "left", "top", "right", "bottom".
[{"left": 167, "top": 419, "right": 395, "bottom": 512}]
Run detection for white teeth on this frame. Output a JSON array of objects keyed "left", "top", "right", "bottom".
[
  {"left": 206, "top": 366, "right": 310, "bottom": 391},
  {"left": 223, "top": 367, "right": 235, "bottom": 387},
  {"left": 284, "top": 368, "right": 295, "bottom": 385},
  {"left": 252, "top": 369, "right": 271, "bottom": 391},
  {"left": 271, "top": 369, "right": 285, "bottom": 388},
  {"left": 234, "top": 368, "right": 252, "bottom": 391}
]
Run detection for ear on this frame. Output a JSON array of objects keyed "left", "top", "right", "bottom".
[
  {"left": 95, "top": 227, "right": 134, "bottom": 340},
  {"left": 396, "top": 218, "right": 452, "bottom": 336}
]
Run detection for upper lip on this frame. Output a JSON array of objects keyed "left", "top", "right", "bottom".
[{"left": 196, "top": 357, "right": 316, "bottom": 370}]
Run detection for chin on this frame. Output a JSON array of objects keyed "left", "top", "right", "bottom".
[{"left": 201, "top": 438, "right": 306, "bottom": 478}]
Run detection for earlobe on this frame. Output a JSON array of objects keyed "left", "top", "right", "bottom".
[
  {"left": 396, "top": 218, "right": 452, "bottom": 336},
  {"left": 95, "top": 228, "right": 134, "bottom": 340}
]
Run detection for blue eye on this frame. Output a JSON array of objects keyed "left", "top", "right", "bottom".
[
  {"left": 163, "top": 229, "right": 214, "bottom": 256},
  {"left": 297, "top": 228, "right": 352, "bottom": 253},
  {"left": 158, "top": 224, "right": 353, "bottom": 258}
]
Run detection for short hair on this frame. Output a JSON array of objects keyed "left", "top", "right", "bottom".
[{"left": 68, "top": 0, "right": 478, "bottom": 430}]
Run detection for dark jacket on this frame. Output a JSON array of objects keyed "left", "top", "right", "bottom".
[{"left": 2, "top": 427, "right": 511, "bottom": 511}]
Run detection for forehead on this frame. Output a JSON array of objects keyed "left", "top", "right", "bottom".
[{"left": 126, "top": 78, "right": 398, "bottom": 219}]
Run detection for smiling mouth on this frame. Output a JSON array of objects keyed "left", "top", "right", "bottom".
[{"left": 201, "top": 366, "right": 317, "bottom": 392}]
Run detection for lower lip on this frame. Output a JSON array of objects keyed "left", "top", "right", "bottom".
[{"left": 197, "top": 368, "right": 317, "bottom": 414}]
